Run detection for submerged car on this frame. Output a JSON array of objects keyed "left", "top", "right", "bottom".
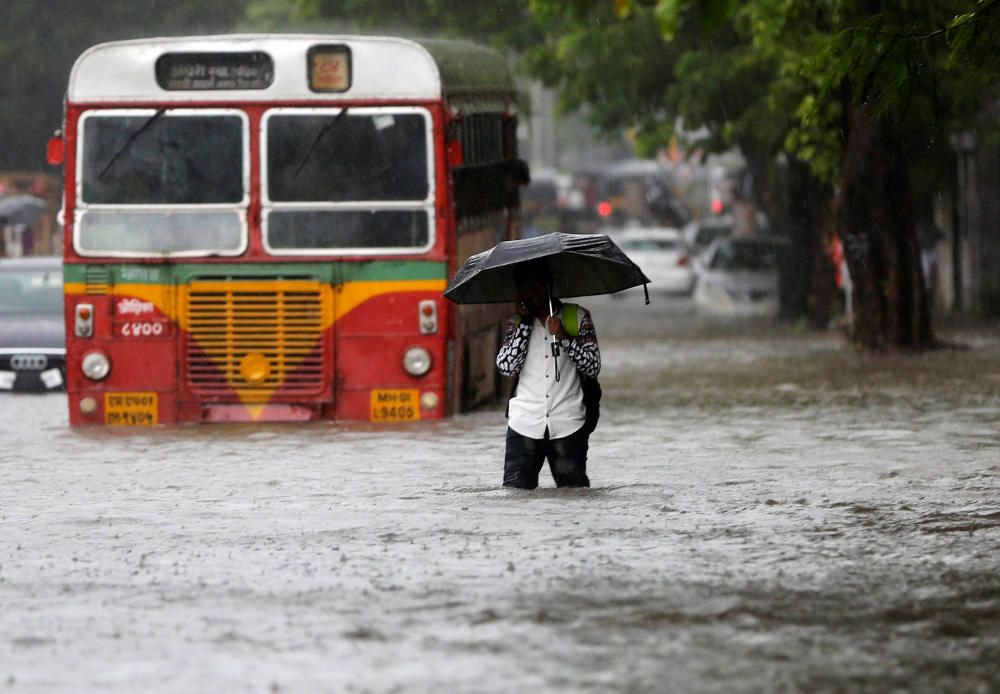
[
  {"left": 694, "top": 237, "right": 785, "bottom": 318},
  {"left": 683, "top": 215, "right": 735, "bottom": 256},
  {"left": 683, "top": 211, "right": 771, "bottom": 256},
  {"left": 0, "top": 256, "right": 66, "bottom": 392},
  {"left": 617, "top": 227, "right": 695, "bottom": 296}
]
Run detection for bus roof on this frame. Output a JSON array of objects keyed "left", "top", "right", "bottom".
[{"left": 68, "top": 34, "right": 516, "bottom": 106}]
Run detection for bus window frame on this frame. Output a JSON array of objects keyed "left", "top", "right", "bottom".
[
  {"left": 260, "top": 106, "right": 436, "bottom": 257},
  {"left": 73, "top": 107, "right": 251, "bottom": 259}
]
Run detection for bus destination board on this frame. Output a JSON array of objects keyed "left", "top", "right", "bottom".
[{"left": 156, "top": 52, "right": 274, "bottom": 90}]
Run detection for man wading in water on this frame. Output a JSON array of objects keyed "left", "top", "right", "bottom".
[{"left": 496, "top": 261, "right": 601, "bottom": 489}]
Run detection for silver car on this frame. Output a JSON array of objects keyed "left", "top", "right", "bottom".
[
  {"left": 694, "top": 237, "right": 785, "bottom": 318},
  {"left": 0, "top": 256, "right": 66, "bottom": 392}
]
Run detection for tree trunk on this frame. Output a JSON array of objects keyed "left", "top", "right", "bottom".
[
  {"left": 834, "top": 103, "right": 935, "bottom": 350},
  {"left": 739, "top": 146, "right": 833, "bottom": 328},
  {"left": 782, "top": 159, "right": 834, "bottom": 327}
]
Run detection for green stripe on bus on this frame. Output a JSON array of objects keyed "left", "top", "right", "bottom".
[{"left": 64, "top": 261, "right": 448, "bottom": 284}]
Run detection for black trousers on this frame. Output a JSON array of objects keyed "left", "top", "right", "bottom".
[{"left": 503, "top": 425, "right": 590, "bottom": 489}]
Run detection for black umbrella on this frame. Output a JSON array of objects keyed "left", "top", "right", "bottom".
[
  {"left": 443, "top": 232, "right": 650, "bottom": 305},
  {"left": 0, "top": 195, "right": 47, "bottom": 227}
]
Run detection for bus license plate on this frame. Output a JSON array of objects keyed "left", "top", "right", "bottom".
[
  {"left": 370, "top": 389, "right": 419, "bottom": 422},
  {"left": 104, "top": 392, "right": 158, "bottom": 426}
]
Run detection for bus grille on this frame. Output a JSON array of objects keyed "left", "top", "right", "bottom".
[{"left": 184, "top": 279, "right": 327, "bottom": 401}]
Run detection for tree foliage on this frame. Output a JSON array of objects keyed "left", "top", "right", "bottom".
[
  {"left": 527, "top": 0, "right": 999, "bottom": 345},
  {"left": 533, "top": 0, "right": 998, "bottom": 183},
  {"left": 0, "top": 0, "right": 247, "bottom": 171}
]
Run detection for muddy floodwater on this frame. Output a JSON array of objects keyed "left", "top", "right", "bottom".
[{"left": 2, "top": 298, "right": 999, "bottom": 693}]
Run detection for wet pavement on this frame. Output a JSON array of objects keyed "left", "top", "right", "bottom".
[{"left": 2, "top": 297, "right": 999, "bottom": 692}]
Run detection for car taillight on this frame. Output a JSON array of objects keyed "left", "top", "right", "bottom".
[
  {"left": 677, "top": 255, "right": 689, "bottom": 266},
  {"left": 597, "top": 201, "right": 613, "bottom": 218}
]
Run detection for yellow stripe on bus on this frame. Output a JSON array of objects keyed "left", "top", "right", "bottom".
[
  {"left": 333, "top": 280, "right": 446, "bottom": 321},
  {"left": 65, "top": 278, "right": 447, "bottom": 330}
]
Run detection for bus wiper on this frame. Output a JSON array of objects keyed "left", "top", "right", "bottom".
[
  {"left": 98, "top": 108, "right": 167, "bottom": 180},
  {"left": 293, "top": 108, "right": 348, "bottom": 178}
]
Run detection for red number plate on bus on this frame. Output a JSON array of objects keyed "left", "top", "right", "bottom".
[{"left": 370, "top": 389, "right": 419, "bottom": 422}]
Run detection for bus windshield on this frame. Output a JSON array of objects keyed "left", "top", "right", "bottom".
[
  {"left": 77, "top": 110, "right": 246, "bottom": 255},
  {"left": 267, "top": 111, "right": 429, "bottom": 201},
  {"left": 83, "top": 112, "right": 244, "bottom": 204},
  {"left": 264, "top": 108, "right": 432, "bottom": 253}
]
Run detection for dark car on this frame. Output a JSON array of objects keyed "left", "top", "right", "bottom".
[{"left": 0, "top": 256, "right": 66, "bottom": 392}]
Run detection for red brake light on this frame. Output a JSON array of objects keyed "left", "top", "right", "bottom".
[
  {"left": 711, "top": 199, "right": 724, "bottom": 214},
  {"left": 597, "top": 201, "right": 613, "bottom": 217},
  {"left": 677, "top": 255, "right": 688, "bottom": 266}
]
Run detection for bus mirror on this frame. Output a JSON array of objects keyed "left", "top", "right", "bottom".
[
  {"left": 447, "top": 139, "right": 463, "bottom": 167},
  {"left": 47, "top": 133, "right": 65, "bottom": 166}
]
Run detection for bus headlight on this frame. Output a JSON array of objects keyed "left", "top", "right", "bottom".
[
  {"left": 81, "top": 351, "right": 111, "bottom": 381},
  {"left": 403, "top": 347, "right": 431, "bottom": 376}
]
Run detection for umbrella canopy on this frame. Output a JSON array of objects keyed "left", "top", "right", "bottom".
[
  {"left": 444, "top": 232, "right": 650, "bottom": 304},
  {"left": 0, "top": 195, "right": 47, "bottom": 227}
]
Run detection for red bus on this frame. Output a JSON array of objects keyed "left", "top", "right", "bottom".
[{"left": 51, "top": 35, "right": 525, "bottom": 425}]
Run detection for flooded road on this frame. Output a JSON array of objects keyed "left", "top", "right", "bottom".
[{"left": 3, "top": 297, "right": 1000, "bottom": 692}]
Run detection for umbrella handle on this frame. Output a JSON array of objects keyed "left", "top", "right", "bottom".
[
  {"left": 644, "top": 283, "right": 650, "bottom": 305},
  {"left": 551, "top": 340, "right": 561, "bottom": 382},
  {"left": 547, "top": 282, "right": 562, "bottom": 381}
]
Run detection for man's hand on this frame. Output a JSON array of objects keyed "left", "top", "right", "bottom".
[{"left": 546, "top": 316, "right": 569, "bottom": 341}]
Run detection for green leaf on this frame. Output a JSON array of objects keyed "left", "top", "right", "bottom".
[
  {"left": 699, "top": 0, "right": 740, "bottom": 31},
  {"left": 654, "top": 0, "right": 685, "bottom": 40}
]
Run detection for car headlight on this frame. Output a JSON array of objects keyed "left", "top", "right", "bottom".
[
  {"left": 403, "top": 347, "right": 432, "bottom": 376},
  {"left": 81, "top": 351, "right": 111, "bottom": 380}
]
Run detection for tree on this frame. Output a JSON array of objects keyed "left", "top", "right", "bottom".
[
  {"left": 532, "top": 0, "right": 1000, "bottom": 349},
  {"left": 741, "top": 0, "right": 999, "bottom": 348},
  {"left": 0, "top": 0, "right": 248, "bottom": 171}
]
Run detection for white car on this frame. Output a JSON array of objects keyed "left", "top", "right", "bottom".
[
  {"left": 616, "top": 227, "right": 695, "bottom": 296},
  {"left": 694, "top": 237, "right": 785, "bottom": 318}
]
